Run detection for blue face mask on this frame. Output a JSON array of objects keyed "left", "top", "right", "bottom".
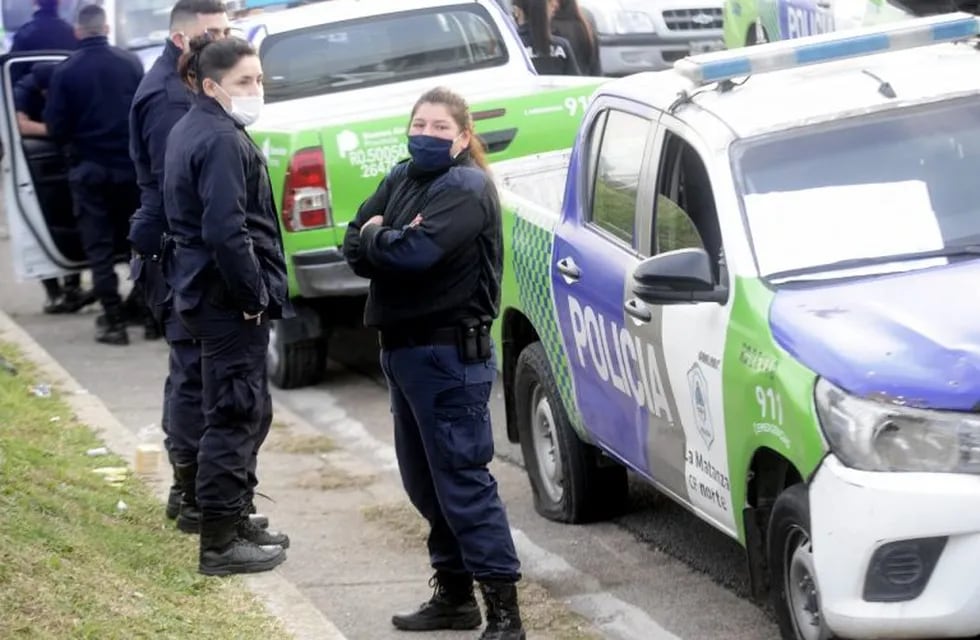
[{"left": 408, "top": 134, "right": 459, "bottom": 172}]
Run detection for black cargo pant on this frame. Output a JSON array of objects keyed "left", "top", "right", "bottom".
[
  {"left": 68, "top": 161, "right": 138, "bottom": 311},
  {"left": 179, "top": 303, "right": 272, "bottom": 519},
  {"left": 137, "top": 255, "right": 204, "bottom": 465},
  {"left": 380, "top": 339, "right": 521, "bottom": 582}
]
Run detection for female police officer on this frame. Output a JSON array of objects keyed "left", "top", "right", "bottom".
[
  {"left": 343, "top": 87, "right": 525, "bottom": 640},
  {"left": 163, "top": 35, "right": 289, "bottom": 576}
]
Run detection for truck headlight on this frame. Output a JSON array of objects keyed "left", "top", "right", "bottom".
[
  {"left": 614, "top": 11, "right": 655, "bottom": 34},
  {"left": 815, "top": 378, "right": 980, "bottom": 473}
]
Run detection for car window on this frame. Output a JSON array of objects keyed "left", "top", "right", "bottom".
[
  {"left": 259, "top": 5, "right": 509, "bottom": 103},
  {"left": 589, "top": 109, "right": 649, "bottom": 247},
  {"left": 655, "top": 132, "right": 722, "bottom": 278}
]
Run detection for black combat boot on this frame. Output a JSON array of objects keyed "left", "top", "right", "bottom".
[
  {"left": 246, "top": 500, "right": 269, "bottom": 529},
  {"left": 478, "top": 581, "right": 525, "bottom": 640},
  {"left": 198, "top": 514, "right": 286, "bottom": 576},
  {"left": 237, "top": 509, "right": 289, "bottom": 548},
  {"left": 165, "top": 466, "right": 181, "bottom": 521},
  {"left": 174, "top": 463, "right": 202, "bottom": 534},
  {"left": 95, "top": 305, "right": 129, "bottom": 346},
  {"left": 391, "top": 571, "right": 482, "bottom": 631}
]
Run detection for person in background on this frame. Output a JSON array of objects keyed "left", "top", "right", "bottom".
[
  {"left": 164, "top": 36, "right": 290, "bottom": 576},
  {"left": 11, "top": 0, "right": 76, "bottom": 53},
  {"left": 43, "top": 5, "right": 144, "bottom": 345},
  {"left": 343, "top": 86, "right": 525, "bottom": 640},
  {"left": 12, "top": 61, "right": 95, "bottom": 315},
  {"left": 512, "top": 0, "right": 580, "bottom": 75},
  {"left": 552, "top": 0, "right": 601, "bottom": 76}
]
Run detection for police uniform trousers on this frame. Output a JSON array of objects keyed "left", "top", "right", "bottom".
[
  {"left": 179, "top": 303, "right": 272, "bottom": 519},
  {"left": 381, "top": 340, "right": 521, "bottom": 582},
  {"left": 139, "top": 256, "right": 204, "bottom": 467},
  {"left": 68, "top": 161, "right": 138, "bottom": 310}
]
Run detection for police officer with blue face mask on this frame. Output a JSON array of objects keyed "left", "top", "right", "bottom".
[
  {"left": 343, "top": 86, "right": 525, "bottom": 640},
  {"left": 164, "top": 35, "right": 290, "bottom": 576}
]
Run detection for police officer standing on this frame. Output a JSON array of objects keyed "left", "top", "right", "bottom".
[
  {"left": 164, "top": 36, "right": 290, "bottom": 575},
  {"left": 44, "top": 5, "right": 144, "bottom": 346},
  {"left": 129, "top": 0, "right": 234, "bottom": 532},
  {"left": 11, "top": 0, "right": 76, "bottom": 52},
  {"left": 343, "top": 87, "right": 525, "bottom": 640},
  {"left": 13, "top": 62, "right": 95, "bottom": 315}
]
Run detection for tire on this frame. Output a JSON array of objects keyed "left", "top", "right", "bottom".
[
  {"left": 267, "top": 319, "right": 327, "bottom": 389},
  {"left": 768, "top": 484, "right": 837, "bottom": 640},
  {"left": 514, "top": 342, "right": 627, "bottom": 523}
]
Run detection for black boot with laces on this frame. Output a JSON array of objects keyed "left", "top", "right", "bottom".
[
  {"left": 391, "top": 571, "right": 482, "bottom": 631},
  {"left": 478, "top": 580, "right": 525, "bottom": 640}
]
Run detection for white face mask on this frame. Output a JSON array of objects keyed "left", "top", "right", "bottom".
[{"left": 213, "top": 84, "right": 263, "bottom": 127}]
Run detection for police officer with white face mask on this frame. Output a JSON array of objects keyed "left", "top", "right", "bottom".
[{"left": 163, "top": 35, "right": 291, "bottom": 576}]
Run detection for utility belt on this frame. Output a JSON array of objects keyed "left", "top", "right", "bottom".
[{"left": 379, "top": 316, "right": 493, "bottom": 363}]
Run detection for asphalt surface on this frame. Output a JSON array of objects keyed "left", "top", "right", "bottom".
[{"left": 0, "top": 214, "right": 778, "bottom": 639}]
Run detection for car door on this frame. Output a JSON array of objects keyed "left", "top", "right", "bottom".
[
  {"left": 551, "top": 98, "right": 663, "bottom": 472},
  {"left": 0, "top": 52, "right": 84, "bottom": 281},
  {"left": 623, "top": 118, "right": 738, "bottom": 536}
]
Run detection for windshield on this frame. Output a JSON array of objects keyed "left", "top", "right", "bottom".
[
  {"left": 258, "top": 5, "right": 509, "bottom": 103},
  {"left": 115, "top": 0, "right": 172, "bottom": 49},
  {"left": 734, "top": 97, "right": 980, "bottom": 281}
]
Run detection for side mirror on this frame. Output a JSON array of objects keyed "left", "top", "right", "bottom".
[{"left": 632, "top": 248, "right": 728, "bottom": 305}]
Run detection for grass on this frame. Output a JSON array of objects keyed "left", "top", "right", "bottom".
[{"left": 0, "top": 343, "right": 289, "bottom": 640}]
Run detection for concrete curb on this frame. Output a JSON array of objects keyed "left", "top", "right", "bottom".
[{"left": 0, "top": 309, "right": 348, "bottom": 640}]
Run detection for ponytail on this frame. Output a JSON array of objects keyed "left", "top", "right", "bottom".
[{"left": 178, "top": 35, "right": 257, "bottom": 93}]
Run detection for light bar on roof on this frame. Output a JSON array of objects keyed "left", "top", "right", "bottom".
[{"left": 674, "top": 12, "right": 980, "bottom": 86}]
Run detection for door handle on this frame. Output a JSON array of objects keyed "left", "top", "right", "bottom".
[
  {"left": 816, "top": 0, "right": 831, "bottom": 8},
  {"left": 624, "top": 298, "right": 652, "bottom": 323},
  {"left": 556, "top": 257, "right": 581, "bottom": 280}
]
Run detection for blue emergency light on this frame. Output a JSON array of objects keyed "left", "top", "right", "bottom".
[{"left": 674, "top": 12, "right": 980, "bottom": 86}]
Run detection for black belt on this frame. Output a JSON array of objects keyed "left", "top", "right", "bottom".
[{"left": 379, "top": 326, "right": 458, "bottom": 350}]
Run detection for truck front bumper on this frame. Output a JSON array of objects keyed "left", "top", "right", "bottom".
[
  {"left": 293, "top": 248, "right": 368, "bottom": 298},
  {"left": 810, "top": 454, "right": 980, "bottom": 639},
  {"left": 598, "top": 33, "right": 724, "bottom": 75}
]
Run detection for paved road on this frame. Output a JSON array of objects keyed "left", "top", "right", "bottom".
[{"left": 0, "top": 223, "right": 778, "bottom": 639}]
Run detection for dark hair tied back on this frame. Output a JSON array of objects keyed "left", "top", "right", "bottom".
[{"left": 177, "top": 35, "right": 256, "bottom": 93}]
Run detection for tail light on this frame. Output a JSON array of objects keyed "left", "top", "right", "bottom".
[{"left": 281, "top": 147, "right": 331, "bottom": 231}]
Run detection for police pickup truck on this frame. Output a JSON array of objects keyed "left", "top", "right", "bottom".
[
  {"left": 491, "top": 14, "right": 980, "bottom": 639},
  {"left": 0, "top": 0, "right": 601, "bottom": 388}
]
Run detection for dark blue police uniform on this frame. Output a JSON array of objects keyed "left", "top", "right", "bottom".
[
  {"left": 12, "top": 70, "right": 47, "bottom": 122},
  {"left": 129, "top": 39, "right": 204, "bottom": 524},
  {"left": 43, "top": 35, "right": 144, "bottom": 325},
  {"left": 343, "top": 157, "right": 521, "bottom": 584},
  {"left": 163, "top": 96, "right": 290, "bottom": 521},
  {"left": 9, "top": 4, "right": 77, "bottom": 85}
]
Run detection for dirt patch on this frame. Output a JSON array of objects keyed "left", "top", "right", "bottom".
[
  {"left": 361, "top": 502, "right": 428, "bottom": 549},
  {"left": 360, "top": 501, "right": 602, "bottom": 638},
  {"left": 296, "top": 464, "right": 375, "bottom": 491},
  {"left": 264, "top": 432, "right": 336, "bottom": 454}
]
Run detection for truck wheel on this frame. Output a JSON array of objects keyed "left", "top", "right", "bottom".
[
  {"left": 267, "top": 319, "right": 327, "bottom": 389},
  {"left": 514, "top": 342, "right": 627, "bottom": 523},
  {"left": 768, "top": 484, "right": 836, "bottom": 640}
]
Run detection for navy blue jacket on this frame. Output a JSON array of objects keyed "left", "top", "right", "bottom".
[
  {"left": 342, "top": 154, "right": 503, "bottom": 330},
  {"left": 11, "top": 9, "right": 77, "bottom": 52},
  {"left": 43, "top": 36, "right": 144, "bottom": 170},
  {"left": 163, "top": 97, "right": 290, "bottom": 319},
  {"left": 129, "top": 41, "right": 191, "bottom": 256}
]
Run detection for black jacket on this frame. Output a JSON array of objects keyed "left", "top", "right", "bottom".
[
  {"left": 43, "top": 36, "right": 144, "bottom": 170},
  {"left": 162, "top": 97, "right": 290, "bottom": 319},
  {"left": 11, "top": 8, "right": 77, "bottom": 52},
  {"left": 517, "top": 23, "right": 581, "bottom": 76},
  {"left": 553, "top": 14, "right": 601, "bottom": 76},
  {"left": 129, "top": 41, "right": 192, "bottom": 256},
  {"left": 343, "top": 155, "right": 503, "bottom": 331}
]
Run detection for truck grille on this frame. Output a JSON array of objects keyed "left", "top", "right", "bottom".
[{"left": 662, "top": 8, "right": 723, "bottom": 31}]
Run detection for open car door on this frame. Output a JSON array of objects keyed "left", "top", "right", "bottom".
[{"left": 0, "top": 51, "right": 85, "bottom": 281}]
